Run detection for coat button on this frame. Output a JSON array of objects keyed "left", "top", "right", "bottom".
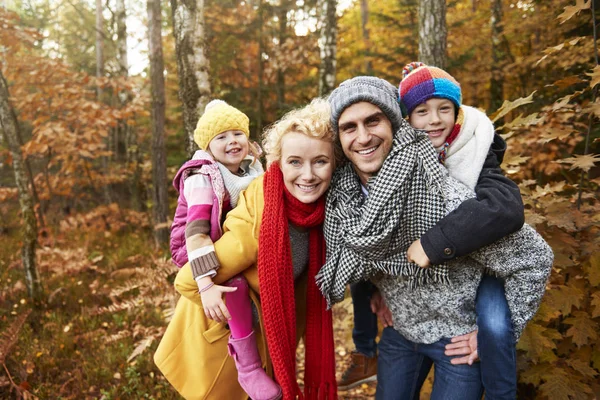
[{"left": 444, "top": 248, "right": 453, "bottom": 256}]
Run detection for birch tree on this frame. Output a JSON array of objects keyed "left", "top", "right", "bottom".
[
  {"left": 418, "top": 0, "right": 447, "bottom": 68},
  {"left": 0, "top": 71, "right": 43, "bottom": 305},
  {"left": 147, "top": 0, "right": 170, "bottom": 247},
  {"left": 318, "top": 0, "right": 337, "bottom": 96},
  {"left": 115, "top": 0, "right": 129, "bottom": 76},
  {"left": 170, "top": 0, "right": 211, "bottom": 156},
  {"left": 490, "top": 0, "right": 505, "bottom": 112}
]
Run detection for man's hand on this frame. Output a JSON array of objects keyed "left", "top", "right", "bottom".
[
  {"left": 406, "top": 239, "right": 431, "bottom": 268},
  {"left": 445, "top": 330, "right": 479, "bottom": 365},
  {"left": 200, "top": 284, "right": 237, "bottom": 323},
  {"left": 370, "top": 290, "right": 393, "bottom": 328}
]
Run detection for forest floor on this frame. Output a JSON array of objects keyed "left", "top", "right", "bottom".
[{"left": 0, "top": 204, "right": 405, "bottom": 399}]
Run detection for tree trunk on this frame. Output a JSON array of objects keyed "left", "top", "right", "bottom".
[
  {"left": 256, "top": 0, "right": 264, "bottom": 135},
  {"left": 0, "top": 71, "right": 43, "bottom": 306},
  {"left": 147, "top": 0, "right": 170, "bottom": 248},
  {"left": 418, "top": 0, "right": 447, "bottom": 68},
  {"left": 360, "top": 0, "right": 372, "bottom": 74},
  {"left": 95, "top": 0, "right": 104, "bottom": 96},
  {"left": 276, "top": 1, "right": 289, "bottom": 109},
  {"left": 170, "top": 0, "right": 212, "bottom": 156},
  {"left": 116, "top": 0, "right": 129, "bottom": 76},
  {"left": 490, "top": 0, "right": 504, "bottom": 112},
  {"left": 318, "top": 0, "right": 337, "bottom": 96}
]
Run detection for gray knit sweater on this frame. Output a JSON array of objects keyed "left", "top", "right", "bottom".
[{"left": 373, "top": 176, "right": 553, "bottom": 343}]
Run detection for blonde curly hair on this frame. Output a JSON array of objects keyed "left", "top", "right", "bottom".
[{"left": 262, "top": 98, "right": 340, "bottom": 166}]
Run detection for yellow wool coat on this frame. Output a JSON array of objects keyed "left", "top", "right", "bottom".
[{"left": 154, "top": 176, "right": 308, "bottom": 400}]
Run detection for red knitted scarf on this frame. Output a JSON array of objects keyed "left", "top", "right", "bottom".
[{"left": 258, "top": 163, "right": 337, "bottom": 400}]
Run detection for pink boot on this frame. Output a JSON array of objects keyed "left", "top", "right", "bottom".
[{"left": 228, "top": 331, "right": 282, "bottom": 400}]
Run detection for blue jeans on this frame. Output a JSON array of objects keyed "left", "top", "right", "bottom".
[
  {"left": 476, "top": 274, "right": 516, "bottom": 400},
  {"left": 350, "top": 280, "right": 379, "bottom": 357},
  {"left": 376, "top": 327, "right": 484, "bottom": 400}
]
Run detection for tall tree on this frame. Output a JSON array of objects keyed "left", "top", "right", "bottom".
[
  {"left": 318, "top": 0, "right": 337, "bottom": 96},
  {"left": 147, "top": 0, "right": 169, "bottom": 247},
  {"left": 0, "top": 71, "right": 43, "bottom": 305},
  {"left": 360, "top": 0, "right": 373, "bottom": 74},
  {"left": 276, "top": 0, "right": 291, "bottom": 109},
  {"left": 115, "top": 0, "right": 129, "bottom": 76},
  {"left": 170, "top": 0, "right": 211, "bottom": 156},
  {"left": 490, "top": 0, "right": 505, "bottom": 112},
  {"left": 418, "top": 0, "right": 447, "bottom": 68},
  {"left": 95, "top": 0, "right": 104, "bottom": 95},
  {"left": 256, "top": 0, "right": 265, "bottom": 134}
]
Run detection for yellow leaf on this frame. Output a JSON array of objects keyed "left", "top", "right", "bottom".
[
  {"left": 552, "top": 94, "right": 575, "bottom": 111},
  {"left": 564, "top": 311, "right": 598, "bottom": 347},
  {"left": 499, "top": 113, "right": 544, "bottom": 130},
  {"left": 566, "top": 359, "right": 599, "bottom": 378},
  {"left": 555, "top": 154, "right": 600, "bottom": 173},
  {"left": 539, "top": 367, "right": 592, "bottom": 400},
  {"left": 537, "top": 126, "right": 576, "bottom": 143},
  {"left": 591, "top": 292, "right": 600, "bottom": 318},
  {"left": 490, "top": 91, "right": 536, "bottom": 122},
  {"left": 586, "top": 65, "right": 600, "bottom": 88},
  {"left": 552, "top": 75, "right": 582, "bottom": 89},
  {"left": 519, "top": 362, "right": 555, "bottom": 386},
  {"left": 585, "top": 253, "right": 600, "bottom": 286},
  {"left": 544, "top": 285, "right": 584, "bottom": 315},
  {"left": 503, "top": 154, "right": 530, "bottom": 166},
  {"left": 126, "top": 337, "right": 154, "bottom": 363},
  {"left": 543, "top": 43, "right": 565, "bottom": 54},
  {"left": 557, "top": 0, "right": 591, "bottom": 24},
  {"left": 517, "top": 323, "right": 560, "bottom": 363}
]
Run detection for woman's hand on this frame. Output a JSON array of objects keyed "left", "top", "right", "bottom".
[
  {"left": 200, "top": 284, "right": 237, "bottom": 323},
  {"left": 406, "top": 239, "right": 431, "bottom": 268}
]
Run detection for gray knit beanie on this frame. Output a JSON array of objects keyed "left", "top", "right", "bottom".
[{"left": 328, "top": 76, "right": 403, "bottom": 134}]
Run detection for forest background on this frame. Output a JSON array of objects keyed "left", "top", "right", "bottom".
[{"left": 0, "top": 0, "right": 599, "bottom": 399}]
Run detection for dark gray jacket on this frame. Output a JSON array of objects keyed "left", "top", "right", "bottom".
[{"left": 421, "top": 134, "right": 525, "bottom": 264}]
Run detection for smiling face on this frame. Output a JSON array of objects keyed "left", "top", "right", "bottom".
[
  {"left": 337, "top": 102, "right": 394, "bottom": 185},
  {"left": 208, "top": 130, "right": 250, "bottom": 173},
  {"left": 280, "top": 131, "right": 334, "bottom": 204},
  {"left": 408, "top": 98, "right": 457, "bottom": 149}
]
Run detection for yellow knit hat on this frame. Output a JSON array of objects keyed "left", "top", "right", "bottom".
[{"left": 193, "top": 100, "right": 250, "bottom": 150}]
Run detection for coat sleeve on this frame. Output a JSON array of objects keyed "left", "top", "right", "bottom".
[
  {"left": 420, "top": 134, "right": 525, "bottom": 264},
  {"left": 174, "top": 178, "right": 262, "bottom": 302}
]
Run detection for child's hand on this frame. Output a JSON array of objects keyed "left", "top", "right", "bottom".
[
  {"left": 406, "top": 239, "right": 431, "bottom": 268},
  {"left": 200, "top": 284, "right": 237, "bottom": 323}
]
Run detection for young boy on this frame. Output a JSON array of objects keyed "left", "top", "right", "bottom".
[{"left": 401, "top": 61, "right": 518, "bottom": 399}]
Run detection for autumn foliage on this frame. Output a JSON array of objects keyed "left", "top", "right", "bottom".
[{"left": 0, "top": 0, "right": 599, "bottom": 399}]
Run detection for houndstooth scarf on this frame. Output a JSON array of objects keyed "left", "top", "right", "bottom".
[{"left": 317, "top": 120, "right": 450, "bottom": 307}]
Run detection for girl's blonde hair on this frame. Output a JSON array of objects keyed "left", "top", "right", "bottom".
[{"left": 262, "top": 98, "right": 340, "bottom": 166}]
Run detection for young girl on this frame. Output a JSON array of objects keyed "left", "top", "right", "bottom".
[{"left": 169, "top": 100, "right": 281, "bottom": 400}]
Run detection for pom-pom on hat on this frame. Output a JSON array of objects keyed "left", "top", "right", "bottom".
[
  {"left": 328, "top": 76, "right": 403, "bottom": 134},
  {"left": 193, "top": 100, "right": 250, "bottom": 150},
  {"left": 399, "top": 62, "right": 462, "bottom": 115}
]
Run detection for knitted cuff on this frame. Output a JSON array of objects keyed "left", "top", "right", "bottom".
[{"left": 190, "top": 252, "right": 220, "bottom": 279}]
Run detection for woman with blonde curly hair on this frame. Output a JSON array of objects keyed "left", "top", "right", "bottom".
[{"left": 155, "top": 98, "right": 338, "bottom": 400}]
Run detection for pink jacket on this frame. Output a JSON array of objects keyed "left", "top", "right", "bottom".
[{"left": 170, "top": 156, "right": 226, "bottom": 267}]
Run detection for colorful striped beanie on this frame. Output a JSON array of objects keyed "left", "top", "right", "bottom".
[{"left": 398, "top": 62, "right": 462, "bottom": 115}]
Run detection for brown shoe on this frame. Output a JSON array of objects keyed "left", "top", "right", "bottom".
[{"left": 338, "top": 351, "right": 378, "bottom": 390}]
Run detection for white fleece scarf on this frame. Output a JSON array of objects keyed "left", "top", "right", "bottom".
[
  {"left": 217, "top": 156, "right": 264, "bottom": 207},
  {"left": 443, "top": 105, "right": 495, "bottom": 190}
]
